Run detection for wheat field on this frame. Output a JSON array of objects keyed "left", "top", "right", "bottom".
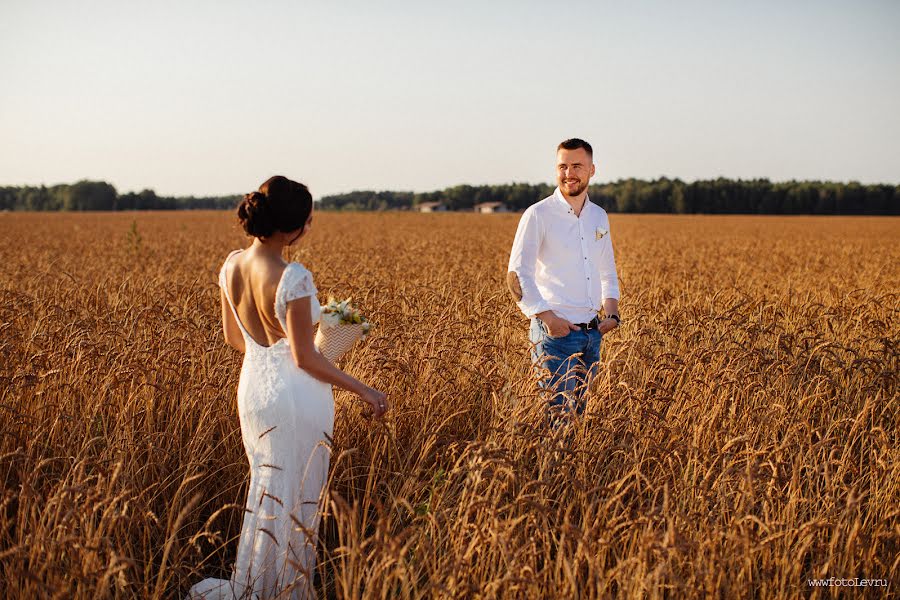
[{"left": 0, "top": 211, "right": 897, "bottom": 599}]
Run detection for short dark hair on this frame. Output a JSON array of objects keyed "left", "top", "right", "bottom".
[
  {"left": 557, "top": 138, "right": 593, "bottom": 158},
  {"left": 237, "top": 175, "right": 313, "bottom": 238}
]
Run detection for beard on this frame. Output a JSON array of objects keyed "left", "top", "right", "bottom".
[{"left": 560, "top": 179, "right": 588, "bottom": 198}]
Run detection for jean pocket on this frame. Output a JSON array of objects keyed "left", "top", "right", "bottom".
[
  {"left": 542, "top": 326, "right": 571, "bottom": 342},
  {"left": 536, "top": 318, "right": 571, "bottom": 341}
]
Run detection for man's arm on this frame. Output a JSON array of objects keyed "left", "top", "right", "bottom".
[
  {"left": 597, "top": 298, "right": 620, "bottom": 333},
  {"left": 507, "top": 208, "right": 551, "bottom": 317},
  {"left": 508, "top": 208, "right": 579, "bottom": 336},
  {"left": 597, "top": 222, "right": 621, "bottom": 334},
  {"left": 603, "top": 298, "right": 619, "bottom": 317}
]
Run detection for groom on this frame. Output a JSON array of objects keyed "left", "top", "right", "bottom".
[{"left": 507, "top": 138, "right": 620, "bottom": 425}]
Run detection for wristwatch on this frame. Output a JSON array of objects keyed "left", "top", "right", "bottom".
[{"left": 608, "top": 314, "right": 621, "bottom": 326}]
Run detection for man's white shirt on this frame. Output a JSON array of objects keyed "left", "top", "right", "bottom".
[{"left": 508, "top": 187, "right": 619, "bottom": 324}]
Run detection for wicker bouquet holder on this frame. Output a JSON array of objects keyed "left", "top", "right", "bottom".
[{"left": 315, "top": 321, "right": 367, "bottom": 363}]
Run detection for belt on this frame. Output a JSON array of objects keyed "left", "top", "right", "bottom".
[{"left": 573, "top": 315, "right": 601, "bottom": 331}]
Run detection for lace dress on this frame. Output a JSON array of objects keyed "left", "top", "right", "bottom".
[{"left": 189, "top": 251, "right": 334, "bottom": 599}]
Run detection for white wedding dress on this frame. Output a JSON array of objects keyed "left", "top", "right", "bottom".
[{"left": 189, "top": 250, "right": 334, "bottom": 599}]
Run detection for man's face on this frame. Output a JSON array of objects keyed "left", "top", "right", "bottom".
[{"left": 556, "top": 147, "right": 595, "bottom": 199}]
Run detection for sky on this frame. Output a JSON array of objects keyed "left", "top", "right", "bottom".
[{"left": 1, "top": 0, "right": 899, "bottom": 198}]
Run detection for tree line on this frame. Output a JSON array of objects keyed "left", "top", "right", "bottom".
[
  {"left": 319, "top": 179, "right": 899, "bottom": 214},
  {"left": 0, "top": 180, "right": 239, "bottom": 211},
  {"left": 1, "top": 178, "right": 897, "bottom": 214}
]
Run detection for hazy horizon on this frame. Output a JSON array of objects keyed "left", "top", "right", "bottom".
[{"left": 2, "top": 1, "right": 899, "bottom": 197}]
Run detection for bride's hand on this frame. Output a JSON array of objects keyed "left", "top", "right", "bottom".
[{"left": 361, "top": 387, "right": 389, "bottom": 419}]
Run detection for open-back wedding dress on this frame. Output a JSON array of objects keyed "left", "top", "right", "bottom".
[{"left": 189, "top": 250, "right": 334, "bottom": 599}]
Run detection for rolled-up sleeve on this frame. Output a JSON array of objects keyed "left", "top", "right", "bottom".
[
  {"left": 508, "top": 207, "right": 552, "bottom": 317},
  {"left": 597, "top": 228, "right": 620, "bottom": 300}
]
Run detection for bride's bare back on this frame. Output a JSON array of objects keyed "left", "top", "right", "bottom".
[{"left": 223, "top": 249, "right": 289, "bottom": 347}]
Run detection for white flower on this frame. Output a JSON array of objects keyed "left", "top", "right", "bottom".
[
  {"left": 320, "top": 296, "right": 372, "bottom": 329},
  {"left": 320, "top": 311, "right": 342, "bottom": 328}
]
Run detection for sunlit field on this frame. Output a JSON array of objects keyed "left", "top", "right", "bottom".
[{"left": 1, "top": 211, "right": 897, "bottom": 598}]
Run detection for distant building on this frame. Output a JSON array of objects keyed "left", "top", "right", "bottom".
[
  {"left": 474, "top": 202, "right": 508, "bottom": 214},
  {"left": 417, "top": 201, "right": 447, "bottom": 213}
]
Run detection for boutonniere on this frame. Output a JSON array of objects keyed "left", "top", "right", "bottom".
[{"left": 595, "top": 227, "right": 608, "bottom": 240}]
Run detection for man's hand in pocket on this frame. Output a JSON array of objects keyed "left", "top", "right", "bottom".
[{"left": 537, "top": 311, "right": 580, "bottom": 338}]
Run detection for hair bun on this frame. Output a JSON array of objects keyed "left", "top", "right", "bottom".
[
  {"left": 236, "top": 176, "right": 314, "bottom": 239},
  {"left": 238, "top": 191, "right": 276, "bottom": 238},
  {"left": 246, "top": 190, "right": 264, "bottom": 209}
]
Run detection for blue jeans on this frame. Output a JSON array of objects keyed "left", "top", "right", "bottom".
[{"left": 530, "top": 317, "right": 602, "bottom": 424}]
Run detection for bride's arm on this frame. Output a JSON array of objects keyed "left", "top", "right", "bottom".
[
  {"left": 285, "top": 297, "right": 381, "bottom": 399},
  {"left": 285, "top": 297, "right": 368, "bottom": 392},
  {"left": 220, "top": 288, "right": 245, "bottom": 353}
]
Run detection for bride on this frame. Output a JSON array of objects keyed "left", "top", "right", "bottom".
[{"left": 189, "top": 176, "right": 388, "bottom": 599}]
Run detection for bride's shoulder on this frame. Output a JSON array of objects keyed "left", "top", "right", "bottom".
[
  {"left": 276, "top": 262, "right": 317, "bottom": 303},
  {"left": 278, "top": 261, "right": 313, "bottom": 282},
  {"left": 218, "top": 249, "right": 245, "bottom": 285},
  {"left": 220, "top": 249, "right": 246, "bottom": 272},
  {"left": 223, "top": 248, "right": 244, "bottom": 262},
  {"left": 285, "top": 260, "right": 311, "bottom": 273}
]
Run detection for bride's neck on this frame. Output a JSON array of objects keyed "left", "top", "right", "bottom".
[{"left": 250, "top": 237, "right": 286, "bottom": 259}]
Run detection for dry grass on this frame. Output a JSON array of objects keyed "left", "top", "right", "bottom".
[{"left": 0, "top": 211, "right": 897, "bottom": 599}]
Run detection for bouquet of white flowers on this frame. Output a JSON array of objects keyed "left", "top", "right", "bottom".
[{"left": 314, "top": 297, "right": 372, "bottom": 363}]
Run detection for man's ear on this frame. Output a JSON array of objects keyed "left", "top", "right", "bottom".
[{"left": 506, "top": 271, "right": 523, "bottom": 302}]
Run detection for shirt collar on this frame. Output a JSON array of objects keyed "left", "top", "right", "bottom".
[{"left": 552, "top": 186, "right": 592, "bottom": 215}]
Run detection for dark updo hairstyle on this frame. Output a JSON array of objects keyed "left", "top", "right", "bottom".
[{"left": 237, "top": 175, "right": 313, "bottom": 238}]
